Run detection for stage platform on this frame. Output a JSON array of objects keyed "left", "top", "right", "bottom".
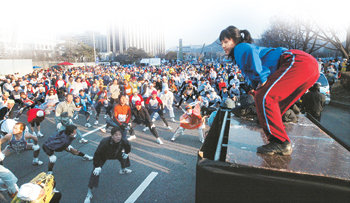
[
  {"left": 196, "top": 110, "right": 350, "bottom": 203},
  {"left": 226, "top": 115, "right": 350, "bottom": 180}
]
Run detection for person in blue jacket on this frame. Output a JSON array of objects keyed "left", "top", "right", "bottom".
[
  {"left": 220, "top": 26, "right": 319, "bottom": 155},
  {"left": 42, "top": 125, "right": 93, "bottom": 174}
]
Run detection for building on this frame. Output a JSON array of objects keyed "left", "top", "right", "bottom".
[
  {"left": 0, "top": 25, "right": 57, "bottom": 59},
  {"left": 72, "top": 31, "right": 107, "bottom": 53},
  {"left": 107, "top": 23, "right": 165, "bottom": 57}
]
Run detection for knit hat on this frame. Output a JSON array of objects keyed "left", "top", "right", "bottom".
[{"left": 36, "top": 110, "right": 45, "bottom": 117}]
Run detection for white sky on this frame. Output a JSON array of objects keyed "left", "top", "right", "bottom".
[{"left": 1, "top": 0, "right": 349, "bottom": 49}]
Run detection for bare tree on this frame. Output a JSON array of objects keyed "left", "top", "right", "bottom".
[
  {"left": 259, "top": 18, "right": 329, "bottom": 54},
  {"left": 314, "top": 25, "right": 350, "bottom": 59}
]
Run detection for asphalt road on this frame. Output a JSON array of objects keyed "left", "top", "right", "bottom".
[
  {"left": 0, "top": 107, "right": 204, "bottom": 203},
  {"left": 320, "top": 104, "right": 350, "bottom": 147}
]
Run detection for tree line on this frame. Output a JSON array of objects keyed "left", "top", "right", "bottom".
[{"left": 258, "top": 18, "right": 350, "bottom": 59}]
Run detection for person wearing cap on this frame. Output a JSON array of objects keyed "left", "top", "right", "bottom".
[
  {"left": 131, "top": 100, "right": 163, "bottom": 144},
  {"left": 176, "top": 80, "right": 198, "bottom": 108},
  {"left": 301, "top": 83, "right": 326, "bottom": 121},
  {"left": 171, "top": 103, "right": 205, "bottom": 143},
  {"left": 42, "top": 125, "right": 93, "bottom": 175},
  {"left": 84, "top": 126, "right": 132, "bottom": 203},
  {"left": 129, "top": 90, "right": 144, "bottom": 108},
  {"left": 145, "top": 90, "right": 172, "bottom": 130},
  {"left": 0, "top": 99, "right": 16, "bottom": 120},
  {"left": 159, "top": 87, "right": 176, "bottom": 122},
  {"left": 0, "top": 122, "right": 43, "bottom": 166},
  {"left": 27, "top": 108, "right": 46, "bottom": 137},
  {"left": 14, "top": 173, "right": 62, "bottom": 202}
]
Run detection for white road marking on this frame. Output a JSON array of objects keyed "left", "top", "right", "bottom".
[
  {"left": 124, "top": 172, "right": 158, "bottom": 203},
  {"left": 81, "top": 124, "right": 106, "bottom": 138}
]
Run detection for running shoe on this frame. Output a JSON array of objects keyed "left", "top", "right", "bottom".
[{"left": 119, "top": 168, "right": 132, "bottom": 174}]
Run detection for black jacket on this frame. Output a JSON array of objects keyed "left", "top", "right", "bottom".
[
  {"left": 131, "top": 107, "right": 152, "bottom": 125},
  {"left": 302, "top": 91, "right": 326, "bottom": 117},
  {"left": 93, "top": 136, "right": 131, "bottom": 167}
]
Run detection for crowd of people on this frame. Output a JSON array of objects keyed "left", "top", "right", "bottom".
[
  {"left": 317, "top": 57, "right": 349, "bottom": 85},
  {"left": 0, "top": 52, "right": 347, "bottom": 201},
  {"left": 0, "top": 62, "right": 245, "bottom": 202}
]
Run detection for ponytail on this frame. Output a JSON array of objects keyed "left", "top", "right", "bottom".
[
  {"left": 219, "top": 26, "right": 254, "bottom": 59},
  {"left": 240, "top": 30, "right": 253, "bottom": 44},
  {"left": 219, "top": 26, "right": 254, "bottom": 44}
]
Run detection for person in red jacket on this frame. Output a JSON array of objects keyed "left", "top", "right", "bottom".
[
  {"left": 217, "top": 77, "right": 227, "bottom": 91},
  {"left": 27, "top": 108, "right": 45, "bottom": 137}
]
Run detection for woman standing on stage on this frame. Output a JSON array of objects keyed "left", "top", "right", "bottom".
[{"left": 220, "top": 26, "right": 319, "bottom": 155}]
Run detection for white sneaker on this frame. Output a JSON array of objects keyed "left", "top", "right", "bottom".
[
  {"left": 100, "top": 128, "right": 106, "bottom": 133},
  {"left": 32, "top": 159, "right": 43, "bottom": 166},
  {"left": 32, "top": 132, "right": 37, "bottom": 137},
  {"left": 156, "top": 138, "right": 164, "bottom": 145},
  {"left": 119, "top": 168, "right": 132, "bottom": 174},
  {"left": 171, "top": 136, "right": 176, "bottom": 142},
  {"left": 84, "top": 193, "right": 93, "bottom": 203},
  {"left": 127, "top": 135, "right": 136, "bottom": 141},
  {"left": 73, "top": 114, "right": 78, "bottom": 120},
  {"left": 167, "top": 126, "right": 172, "bottom": 130},
  {"left": 171, "top": 118, "right": 176, "bottom": 122},
  {"left": 142, "top": 127, "right": 148, "bottom": 132},
  {"left": 37, "top": 131, "right": 44, "bottom": 137},
  {"left": 104, "top": 115, "right": 108, "bottom": 119},
  {"left": 152, "top": 118, "right": 156, "bottom": 122},
  {"left": 83, "top": 154, "right": 93, "bottom": 161},
  {"left": 85, "top": 123, "right": 92, "bottom": 128},
  {"left": 47, "top": 171, "right": 53, "bottom": 175},
  {"left": 94, "top": 120, "right": 98, "bottom": 125},
  {"left": 79, "top": 138, "right": 88, "bottom": 144}
]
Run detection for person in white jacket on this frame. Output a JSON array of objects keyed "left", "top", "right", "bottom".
[
  {"left": 70, "top": 77, "right": 84, "bottom": 96},
  {"left": 159, "top": 87, "right": 175, "bottom": 122}
]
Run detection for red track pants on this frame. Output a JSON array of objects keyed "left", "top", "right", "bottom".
[{"left": 254, "top": 50, "right": 319, "bottom": 142}]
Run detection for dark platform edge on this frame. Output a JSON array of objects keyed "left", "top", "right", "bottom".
[{"left": 197, "top": 109, "right": 350, "bottom": 203}]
